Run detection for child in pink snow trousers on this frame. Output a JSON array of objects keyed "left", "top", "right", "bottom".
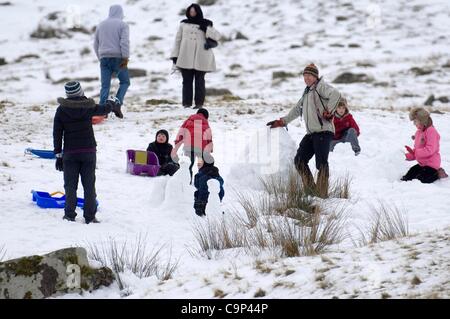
[{"left": 401, "top": 107, "right": 447, "bottom": 183}]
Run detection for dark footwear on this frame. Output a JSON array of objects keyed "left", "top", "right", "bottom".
[
  {"left": 85, "top": 218, "right": 100, "bottom": 224},
  {"left": 63, "top": 215, "right": 76, "bottom": 222},
  {"left": 183, "top": 104, "right": 191, "bottom": 108},
  {"left": 193, "top": 105, "right": 203, "bottom": 109}
]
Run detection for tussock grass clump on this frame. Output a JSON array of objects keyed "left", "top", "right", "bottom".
[
  {"left": 358, "top": 203, "right": 409, "bottom": 245},
  {"left": 86, "top": 234, "right": 178, "bottom": 291}
]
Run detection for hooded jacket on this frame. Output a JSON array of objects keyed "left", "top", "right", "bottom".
[
  {"left": 94, "top": 5, "right": 130, "bottom": 60},
  {"left": 407, "top": 126, "right": 441, "bottom": 170},
  {"left": 53, "top": 97, "right": 112, "bottom": 154},
  {"left": 174, "top": 113, "right": 213, "bottom": 153},
  {"left": 147, "top": 130, "right": 174, "bottom": 166},
  {"left": 170, "top": 4, "right": 220, "bottom": 72},
  {"left": 282, "top": 78, "right": 341, "bottom": 134}
]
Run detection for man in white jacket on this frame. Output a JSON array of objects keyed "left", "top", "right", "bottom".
[{"left": 94, "top": 5, "right": 130, "bottom": 109}]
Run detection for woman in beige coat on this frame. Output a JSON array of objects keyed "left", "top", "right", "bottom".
[{"left": 170, "top": 4, "right": 221, "bottom": 108}]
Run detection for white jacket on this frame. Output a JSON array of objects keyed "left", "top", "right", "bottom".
[{"left": 171, "top": 23, "right": 221, "bottom": 72}]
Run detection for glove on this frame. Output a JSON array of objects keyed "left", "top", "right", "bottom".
[
  {"left": 405, "top": 153, "right": 415, "bottom": 161},
  {"left": 119, "top": 58, "right": 128, "bottom": 68},
  {"left": 322, "top": 111, "right": 333, "bottom": 120},
  {"left": 171, "top": 57, "right": 177, "bottom": 64},
  {"left": 55, "top": 157, "right": 63, "bottom": 171},
  {"left": 266, "top": 119, "right": 285, "bottom": 128},
  {"left": 405, "top": 145, "right": 414, "bottom": 154}
]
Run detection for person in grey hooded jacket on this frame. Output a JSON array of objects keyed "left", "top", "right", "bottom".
[
  {"left": 267, "top": 63, "right": 341, "bottom": 198},
  {"left": 94, "top": 5, "right": 130, "bottom": 107}
]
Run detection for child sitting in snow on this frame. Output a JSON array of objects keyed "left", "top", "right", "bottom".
[
  {"left": 193, "top": 154, "right": 224, "bottom": 217},
  {"left": 401, "top": 107, "right": 447, "bottom": 183},
  {"left": 330, "top": 97, "right": 361, "bottom": 156},
  {"left": 147, "top": 129, "right": 180, "bottom": 176}
]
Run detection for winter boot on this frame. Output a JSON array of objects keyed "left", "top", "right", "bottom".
[{"left": 194, "top": 201, "right": 207, "bottom": 217}]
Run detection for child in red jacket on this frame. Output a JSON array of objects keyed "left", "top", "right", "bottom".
[
  {"left": 172, "top": 108, "right": 213, "bottom": 183},
  {"left": 330, "top": 97, "right": 361, "bottom": 156}
]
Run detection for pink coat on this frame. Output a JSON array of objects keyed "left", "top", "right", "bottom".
[{"left": 406, "top": 126, "right": 441, "bottom": 169}]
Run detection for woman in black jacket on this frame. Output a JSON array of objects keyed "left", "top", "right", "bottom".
[{"left": 147, "top": 129, "right": 180, "bottom": 176}]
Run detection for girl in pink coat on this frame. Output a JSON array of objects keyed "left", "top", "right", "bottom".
[{"left": 401, "top": 107, "right": 441, "bottom": 183}]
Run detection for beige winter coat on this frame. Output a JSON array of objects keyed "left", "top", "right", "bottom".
[
  {"left": 282, "top": 78, "right": 341, "bottom": 134},
  {"left": 171, "top": 23, "right": 221, "bottom": 72}
]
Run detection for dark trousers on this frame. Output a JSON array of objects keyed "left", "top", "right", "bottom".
[
  {"left": 157, "top": 162, "right": 180, "bottom": 176},
  {"left": 63, "top": 152, "right": 97, "bottom": 221},
  {"left": 401, "top": 164, "right": 439, "bottom": 184},
  {"left": 180, "top": 68, "right": 206, "bottom": 107},
  {"left": 294, "top": 132, "right": 334, "bottom": 195}
]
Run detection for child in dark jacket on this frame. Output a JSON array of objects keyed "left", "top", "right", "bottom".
[
  {"left": 147, "top": 129, "right": 180, "bottom": 176},
  {"left": 193, "top": 155, "right": 224, "bottom": 217},
  {"left": 330, "top": 97, "right": 361, "bottom": 155}
]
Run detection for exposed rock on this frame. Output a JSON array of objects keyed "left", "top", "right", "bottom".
[
  {"left": 424, "top": 95, "right": 435, "bottom": 106},
  {"left": 348, "top": 43, "right": 361, "bottom": 48},
  {"left": 290, "top": 44, "right": 301, "bottom": 49},
  {"left": 443, "top": 61, "right": 450, "bottom": 68},
  {"left": 68, "top": 26, "right": 91, "bottom": 35},
  {"left": 0, "top": 248, "right": 114, "bottom": 299},
  {"left": 0, "top": 58, "right": 6, "bottom": 66},
  {"left": 410, "top": 67, "right": 433, "bottom": 76},
  {"left": 197, "top": 0, "right": 218, "bottom": 5},
  {"left": 336, "top": 16, "right": 348, "bottom": 21},
  {"left": 80, "top": 47, "right": 91, "bottom": 56},
  {"left": 145, "top": 99, "right": 177, "bottom": 105},
  {"left": 205, "top": 88, "right": 232, "bottom": 96},
  {"left": 128, "top": 68, "right": 147, "bottom": 78},
  {"left": 329, "top": 43, "right": 345, "bottom": 48},
  {"left": 373, "top": 81, "right": 389, "bottom": 87},
  {"left": 147, "top": 35, "right": 163, "bottom": 41},
  {"left": 356, "top": 61, "right": 375, "bottom": 68},
  {"left": 229, "top": 64, "right": 242, "bottom": 70},
  {"left": 272, "top": 71, "right": 297, "bottom": 80},
  {"left": 235, "top": 32, "right": 249, "bottom": 40},
  {"left": 15, "top": 54, "right": 40, "bottom": 63},
  {"left": 0, "top": 2, "right": 12, "bottom": 6},
  {"left": 437, "top": 96, "right": 449, "bottom": 103},
  {"left": 30, "top": 26, "right": 70, "bottom": 39},
  {"left": 153, "top": 18, "right": 162, "bottom": 22},
  {"left": 333, "top": 72, "right": 374, "bottom": 84},
  {"left": 52, "top": 76, "right": 98, "bottom": 85},
  {"left": 225, "top": 73, "right": 240, "bottom": 78},
  {"left": 221, "top": 94, "right": 242, "bottom": 102}
]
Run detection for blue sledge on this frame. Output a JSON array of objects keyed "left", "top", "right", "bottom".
[
  {"left": 31, "top": 190, "right": 98, "bottom": 209},
  {"left": 25, "top": 148, "right": 55, "bottom": 159}
]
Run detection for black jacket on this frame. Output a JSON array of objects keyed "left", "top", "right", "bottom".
[
  {"left": 146, "top": 129, "right": 175, "bottom": 166},
  {"left": 53, "top": 96, "right": 111, "bottom": 154}
]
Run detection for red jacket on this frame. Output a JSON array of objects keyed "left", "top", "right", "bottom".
[
  {"left": 333, "top": 113, "right": 360, "bottom": 140},
  {"left": 174, "top": 114, "right": 213, "bottom": 152}
]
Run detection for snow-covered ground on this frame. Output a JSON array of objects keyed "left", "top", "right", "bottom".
[{"left": 0, "top": 0, "right": 449, "bottom": 299}]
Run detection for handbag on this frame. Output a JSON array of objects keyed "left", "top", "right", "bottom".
[{"left": 204, "top": 38, "right": 218, "bottom": 50}]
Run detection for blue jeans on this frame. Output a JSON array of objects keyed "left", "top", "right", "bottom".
[
  {"left": 330, "top": 128, "right": 361, "bottom": 153},
  {"left": 99, "top": 58, "right": 130, "bottom": 105}
]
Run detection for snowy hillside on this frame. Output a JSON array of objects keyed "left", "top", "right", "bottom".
[{"left": 0, "top": 0, "right": 449, "bottom": 299}]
